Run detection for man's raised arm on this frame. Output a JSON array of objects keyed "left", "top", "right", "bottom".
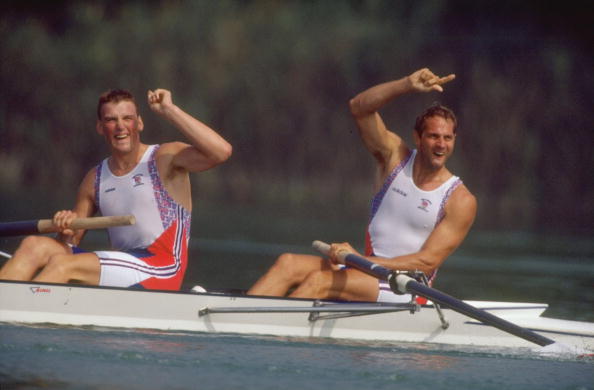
[
  {"left": 148, "top": 88, "right": 232, "bottom": 173},
  {"left": 349, "top": 68, "right": 455, "bottom": 178}
]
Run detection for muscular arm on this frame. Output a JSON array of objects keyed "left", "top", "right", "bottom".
[
  {"left": 330, "top": 184, "right": 476, "bottom": 275},
  {"left": 55, "top": 168, "right": 98, "bottom": 246},
  {"left": 382, "top": 185, "right": 477, "bottom": 274},
  {"left": 147, "top": 89, "right": 232, "bottom": 173},
  {"left": 349, "top": 68, "right": 455, "bottom": 183}
]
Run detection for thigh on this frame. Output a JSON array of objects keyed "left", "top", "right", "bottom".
[
  {"left": 280, "top": 253, "right": 340, "bottom": 278},
  {"left": 95, "top": 250, "right": 146, "bottom": 287},
  {"left": 95, "top": 250, "right": 180, "bottom": 288},
  {"left": 292, "top": 267, "right": 380, "bottom": 302},
  {"left": 68, "top": 253, "right": 101, "bottom": 285},
  {"left": 33, "top": 252, "right": 100, "bottom": 285},
  {"left": 327, "top": 268, "right": 380, "bottom": 302}
]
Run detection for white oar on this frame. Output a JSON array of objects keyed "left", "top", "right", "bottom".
[
  {"left": 312, "top": 240, "right": 558, "bottom": 348},
  {"left": 0, "top": 215, "right": 136, "bottom": 237}
]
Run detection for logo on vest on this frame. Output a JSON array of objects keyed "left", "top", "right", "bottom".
[
  {"left": 418, "top": 198, "right": 432, "bottom": 212},
  {"left": 132, "top": 173, "right": 145, "bottom": 187},
  {"left": 392, "top": 187, "right": 407, "bottom": 197}
]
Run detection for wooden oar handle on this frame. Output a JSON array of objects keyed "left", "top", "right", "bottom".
[
  {"left": 311, "top": 240, "right": 350, "bottom": 263},
  {"left": 37, "top": 215, "right": 136, "bottom": 233},
  {"left": 312, "top": 240, "right": 331, "bottom": 255}
]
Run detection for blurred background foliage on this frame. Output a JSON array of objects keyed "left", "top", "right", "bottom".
[{"left": 1, "top": 0, "right": 593, "bottom": 240}]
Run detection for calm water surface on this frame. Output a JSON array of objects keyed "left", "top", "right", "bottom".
[{"left": 1, "top": 323, "right": 593, "bottom": 390}]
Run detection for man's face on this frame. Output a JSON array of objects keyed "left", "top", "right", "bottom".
[
  {"left": 414, "top": 116, "right": 456, "bottom": 171},
  {"left": 96, "top": 100, "right": 143, "bottom": 154}
]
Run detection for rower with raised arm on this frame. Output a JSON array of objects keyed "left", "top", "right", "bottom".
[
  {"left": 0, "top": 88, "right": 232, "bottom": 289},
  {"left": 247, "top": 68, "right": 476, "bottom": 302}
]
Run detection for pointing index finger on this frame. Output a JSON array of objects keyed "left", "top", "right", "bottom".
[{"left": 437, "top": 74, "right": 456, "bottom": 85}]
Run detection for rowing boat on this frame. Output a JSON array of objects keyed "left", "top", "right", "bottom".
[
  {"left": 1, "top": 279, "right": 593, "bottom": 352},
  {"left": 1, "top": 218, "right": 592, "bottom": 354}
]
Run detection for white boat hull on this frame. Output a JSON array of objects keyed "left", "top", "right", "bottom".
[{"left": 1, "top": 281, "right": 593, "bottom": 352}]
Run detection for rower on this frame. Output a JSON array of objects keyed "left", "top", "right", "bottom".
[
  {"left": 0, "top": 88, "right": 232, "bottom": 289},
  {"left": 247, "top": 67, "right": 477, "bottom": 303}
]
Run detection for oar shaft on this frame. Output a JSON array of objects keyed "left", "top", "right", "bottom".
[
  {"left": 312, "top": 240, "right": 556, "bottom": 347},
  {"left": 0, "top": 215, "right": 136, "bottom": 237},
  {"left": 397, "top": 275, "right": 555, "bottom": 347}
]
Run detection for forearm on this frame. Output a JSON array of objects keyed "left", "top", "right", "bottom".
[
  {"left": 159, "top": 104, "right": 231, "bottom": 163},
  {"left": 55, "top": 173, "right": 97, "bottom": 248},
  {"left": 56, "top": 230, "right": 85, "bottom": 247},
  {"left": 349, "top": 76, "right": 413, "bottom": 117},
  {"left": 368, "top": 251, "right": 442, "bottom": 275}
]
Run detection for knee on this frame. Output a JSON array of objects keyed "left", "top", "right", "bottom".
[
  {"left": 19, "top": 235, "right": 48, "bottom": 252},
  {"left": 16, "top": 236, "right": 62, "bottom": 268},
  {"left": 271, "top": 253, "right": 300, "bottom": 275},
  {"left": 20, "top": 235, "right": 65, "bottom": 255}
]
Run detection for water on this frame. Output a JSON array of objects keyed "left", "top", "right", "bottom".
[
  {"left": 1, "top": 213, "right": 593, "bottom": 389},
  {"left": 1, "top": 324, "right": 592, "bottom": 390}
]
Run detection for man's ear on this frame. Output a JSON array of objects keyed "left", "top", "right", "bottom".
[
  {"left": 412, "top": 130, "right": 421, "bottom": 148},
  {"left": 138, "top": 115, "right": 144, "bottom": 132},
  {"left": 96, "top": 120, "right": 103, "bottom": 135}
]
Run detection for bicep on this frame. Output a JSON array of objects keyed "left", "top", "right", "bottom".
[
  {"left": 74, "top": 169, "right": 98, "bottom": 217},
  {"left": 353, "top": 112, "right": 408, "bottom": 176},
  {"left": 162, "top": 142, "right": 217, "bottom": 174},
  {"left": 69, "top": 169, "right": 98, "bottom": 244},
  {"left": 420, "top": 189, "right": 477, "bottom": 267}
]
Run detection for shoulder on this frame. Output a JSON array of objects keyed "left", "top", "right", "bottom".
[
  {"left": 81, "top": 166, "right": 98, "bottom": 186},
  {"left": 383, "top": 142, "right": 412, "bottom": 176},
  {"left": 77, "top": 166, "right": 99, "bottom": 200},
  {"left": 446, "top": 183, "right": 477, "bottom": 220}
]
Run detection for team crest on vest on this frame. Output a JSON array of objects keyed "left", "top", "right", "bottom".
[
  {"left": 132, "top": 173, "right": 145, "bottom": 187},
  {"left": 418, "top": 198, "right": 432, "bottom": 212}
]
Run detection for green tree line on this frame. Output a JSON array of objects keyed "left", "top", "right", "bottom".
[{"left": 1, "top": 0, "right": 592, "bottom": 235}]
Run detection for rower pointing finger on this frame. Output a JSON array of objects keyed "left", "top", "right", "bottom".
[{"left": 411, "top": 68, "right": 456, "bottom": 93}]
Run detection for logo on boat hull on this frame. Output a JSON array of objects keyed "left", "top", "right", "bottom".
[{"left": 30, "top": 286, "right": 51, "bottom": 294}]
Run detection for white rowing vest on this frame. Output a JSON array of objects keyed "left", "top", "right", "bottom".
[
  {"left": 94, "top": 144, "right": 190, "bottom": 251},
  {"left": 367, "top": 149, "right": 461, "bottom": 261}
]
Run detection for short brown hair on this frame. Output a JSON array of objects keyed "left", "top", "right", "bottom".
[
  {"left": 414, "top": 103, "right": 457, "bottom": 135},
  {"left": 97, "top": 89, "right": 137, "bottom": 119}
]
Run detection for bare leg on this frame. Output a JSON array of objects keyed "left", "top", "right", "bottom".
[
  {"left": 247, "top": 253, "right": 337, "bottom": 296},
  {"left": 33, "top": 252, "right": 101, "bottom": 285},
  {"left": 0, "top": 236, "right": 71, "bottom": 281},
  {"left": 289, "top": 268, "right": 379, "bottom": 302}
]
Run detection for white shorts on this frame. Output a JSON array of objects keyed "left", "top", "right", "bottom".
[
  {"left": 377, "top": 280, "right": 412, "bottom": 303},
  {"left": 95, "top": 250, "right": 152, "bottom": 287},
  {"left": 94, "top": 249, "right": 182, "bottom": 289},
  {"left": 337, "top": 264, "right": 412, "bottom": 303}
]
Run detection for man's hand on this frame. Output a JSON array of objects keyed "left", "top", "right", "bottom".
[
  {"left": 147, "top": 88, "right": 175, "bottom": 116},
  {"left": 328, "top": 242, "right": 360, "bottom": 265},
  {"left": 53, "top": 210, "right": 78, "bottom": 238},
  {"left": 409, "top": 68, "right": 455, "bottom": 93}
]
